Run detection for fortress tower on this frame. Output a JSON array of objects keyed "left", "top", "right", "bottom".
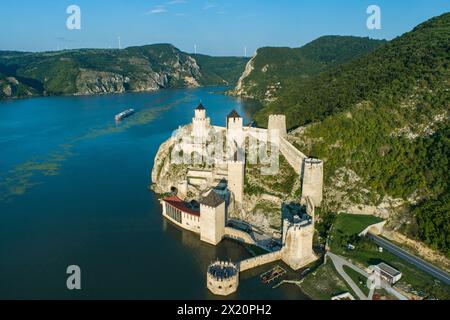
[
  {"left": 228, "top": 151, "right": 245, "bottom": 206},
  {"left": 281, "top": 215, "right": 317, "bottom": 270},
  {"left": 200, "top": 190, "right": 226, "bottom": 245},
  {"left": 268, "top": 115, "right": 287, "bottom": 139},
  {"left": 226, "top": 110, "right": 245, "bottom": 208},
  {"left": 227, "top": 109, "right": 243, "bottom": 132},
  {"left": 207, "top": 261, "right": 239, "bottom": 296},
  {"left": 301, "top": 158, "right": 324, "bottom": 207},
  {"left": 192, "top": 103, "right": 211, "bottom": 141}
]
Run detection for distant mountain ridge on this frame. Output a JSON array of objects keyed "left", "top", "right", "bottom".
[
  {"left": 231, "top": 36, "right": 386, "bottom": 102},
  {"left": 252, "top": 14, "right": 449, "bottom": 129},
  {"left": 0, "top": 44, "right": 249, "bottom": 100}
]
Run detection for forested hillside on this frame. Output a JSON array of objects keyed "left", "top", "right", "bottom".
[
  {"left": 232, "top": 36, "right": 385, "bottom": 102},
  {"left": 191, "top": 54, "right": 249, "bottom": 86},
  {"left": 0, "top": 44, "right": 248, "bottom": 100},
  {"left": 254, "top": 14, "right": 449, "bottom": 129},
  {"left": 253, "top": 13, "right": 449, "bottom": 255}
]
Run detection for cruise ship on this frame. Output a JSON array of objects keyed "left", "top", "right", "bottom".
[{"left": 115, "top": 109, "right": 135, "bottom": 122}]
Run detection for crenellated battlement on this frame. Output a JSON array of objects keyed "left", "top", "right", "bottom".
[
  {"left": 159, "top": 103, "right": 324, "bottom": 296},
  {"left": 207, "top": 261, "right": 240, "bottom": 296},
  {"left": 195, "top": 107, "right": 206, "bottom": 120},
  {"left": 193, "top": 117, "right": 209, "bottom": 123},
  {"left": 302, "top": 158, "right": 324, "bottom": 206},
  {"left": 304, "top": 158, "right": 323, "bottom": 166},
  {"left": 281, "top": 211, "right": 317, "bottom": 270},
  {"left": 207, "top": 261, "right": 239, "bottom": 278},
  {"left": 228, "top": 159, "right": 245, "bottom": 165},
  {"left": 192, "top": 108, "right": 211, "bottom": 141},
  {"left": 268, "top": 114, "right": 287, "bottom": 138},
  {"left": 268, "top": 114, "right": 286, "bottom": 120}
]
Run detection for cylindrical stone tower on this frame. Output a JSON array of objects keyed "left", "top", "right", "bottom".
[
  {"left": 207, "top": 261, "right": 239, "bottom": 296},
  {"left": 301, "top": 158, "right": 324, "bottom": 207}
]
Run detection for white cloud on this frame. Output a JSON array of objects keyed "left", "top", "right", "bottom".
[
  {"left": 203, "top": 2, "right": 217, "bottom": 10},
  {"left": 150, "top": 8, "right": 167, "bottom": 14},
  {"left": 203, "top": 1, "right": 227, "bottom": 15},
  {"left": 146, "top": 0, "right": 186, "bottom": 15},
  {"left": 145, "top": 5, "right": 168, "bottom": 15},
  {"left": 167, "top": 0, "right": 187, "bottom": 4}
]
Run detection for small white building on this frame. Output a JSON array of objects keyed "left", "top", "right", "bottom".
[
  {"left": 331, "top": 292, "right": 355, "bottom": 301},
  {"left": 369, "top": 263, "right": 402, "bottom": 285}
]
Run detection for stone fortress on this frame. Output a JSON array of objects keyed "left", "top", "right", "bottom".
[{"left": 154, "top": 103, "right": 324, "bottom": 296}]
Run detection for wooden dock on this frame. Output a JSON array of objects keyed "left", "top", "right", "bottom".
[{"left": 260, "top": 265, "right": 286, "bottom": 284}]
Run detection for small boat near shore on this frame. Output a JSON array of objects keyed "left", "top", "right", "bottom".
[{"left": 115, "top": 109, "right": 135, "bottom": 122}]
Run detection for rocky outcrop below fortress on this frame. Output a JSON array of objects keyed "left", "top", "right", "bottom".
[
  {"left": 151, "top": 125, "right": 306, "bottom": 238},
  {"left": 151, "top": 136, "right": 187, "bottom": 195}
]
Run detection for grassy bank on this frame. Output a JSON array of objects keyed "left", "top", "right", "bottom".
[
  {"left": 299, "top": 262, "right": 354, "bottom": 300},
  {"left": 329, "top": 214, "right": 450, "bottom": 299},
  {"left": 342, "top": 265, "right": 370, "bottom": 296}
]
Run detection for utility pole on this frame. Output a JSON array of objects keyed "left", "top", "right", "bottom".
[{"left": 118, "top": 36, "right": 121, "bottom": 50}]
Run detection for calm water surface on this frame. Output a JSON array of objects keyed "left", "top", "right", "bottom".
[{"left": 0, "top": 87, "right": 308, "bottom": 299}]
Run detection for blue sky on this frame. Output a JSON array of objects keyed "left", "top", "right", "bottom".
[{"left": 0, "top": 0, "right": 448, "bottom": 56}]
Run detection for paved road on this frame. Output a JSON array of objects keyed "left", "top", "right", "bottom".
[
  {"left": 326, "top": 252, "right": 408, "bottom": 300},
  {"left": 326, "top": 253, "right": 369, "bottom": 300},
  {"left": 368, "top": 234, "right": 450, "bottom": 285}
]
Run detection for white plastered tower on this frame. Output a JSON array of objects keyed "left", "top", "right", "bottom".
[
  {"left": 228, "top": 155, "right": 245, "bottom": 206},
  {"left": 192, "top": 103, "right": 210, "bottom": 141},
  {"left": 200, "top": 190, "right": 226, "bottom": 245},
  {"left": 226, "top": 110, "right": 245, "bottom": 207},
  {"left": 268, "top": 115, "right": 287, "bottom": 139}
]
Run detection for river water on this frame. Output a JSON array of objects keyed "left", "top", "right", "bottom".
[{"left": 0, "top": 87, "right": 308, "bottom": 299}]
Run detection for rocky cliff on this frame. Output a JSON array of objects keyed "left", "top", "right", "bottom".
[
  {"left": 232, "top": 53, "right": 256, "bottom": 98},
  {"left": 151, "top": 137, "right": 184, "bottom": 195},
  {"left": 150, "top": 124, "right": 302, "bottom": 237},
  {"left": 0, "top": 44, "right": 249, "bottom": 100},
  {"left": 230, "top": 36, "right": 385, "bottom": 103}
]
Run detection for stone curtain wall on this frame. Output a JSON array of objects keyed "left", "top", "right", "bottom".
[
  {"left": 239, "top": 251, "right": 282, "bottom": 272},
  {"left": 280, "top": 137, "right": 307, "bottom": 175},
  {"left": 244, "top": 127, "right": 307, "bottom": 175},
  {"left": 224, "top": 227, "right": 256, "bottom": 245}
]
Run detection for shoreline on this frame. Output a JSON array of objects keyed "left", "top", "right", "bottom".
[{"left": 0, "top": 84, "right": 236, "bottom": 103}]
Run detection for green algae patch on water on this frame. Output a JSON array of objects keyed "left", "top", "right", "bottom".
[
  {"left": 0, "top": 96, "right": 194, "bottom": 203},
  {"left": 79, "top": 96, "right": 194, "bottom": 141},
  {"left": 0, "top": 153, "right": 70, "bottom": 202}
]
